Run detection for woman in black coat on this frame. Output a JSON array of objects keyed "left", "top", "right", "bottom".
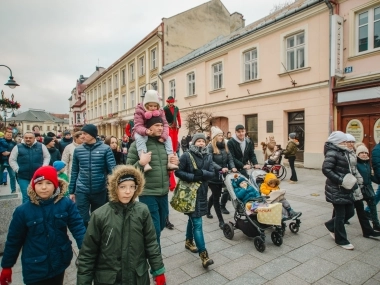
[
  {"left": 206, "top": 127, "right": 236, "bottom": 229},
  {"left": 104, "top": 136, "right": 124, "bottom": 165},
  {"left": 175, "top": 133, "right": 214, "bottom": 268},
  {"left": 323, "top": 131, "right": 356, "bottom": 250}
]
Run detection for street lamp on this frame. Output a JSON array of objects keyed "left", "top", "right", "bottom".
[
  {"left": 0, "top": 90, "right": 21, "bottom": 131},
  {"left": 0, "top": 65, "right": 20, "bottom": 89}
]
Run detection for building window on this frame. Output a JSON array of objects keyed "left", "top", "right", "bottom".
[
  {"left": 109, "top": 101, "right": 112, "bottom": 114},
  {"left": 95, "top": 107, "right": 97, "bottom": 117},
  {"left": 47, "top": 126, "right": 51, "bottom": 131},
  {"left": 286, "top": 32, "right": 305, "bottom": 71},
  {"left": 94, "top": 88, "right": 97, "bottom": 101},
  {"left": 27, "top": 125, "right": 30, "bottom": 130},
  {"left": 77, "top": 113, "right": 81, "bottom": 123},
  {"left": 130, "top": 91, "right": 135, "bottom": 108},
  {"left": 169, "top": 80, "right": 176, "bottom": 98},
  {"left": 108, "top": 78, "right": 112, "bottom": 92},
  {"left": 151, "top": 48, "right": 157, "bottom": 69},
  {"left": 122, "top": 95, "right": 126, "bottom": 109},
  {"left": 102, "top": 82, "right": 106, "bottom": 95},
  {"left": 130, "top": 63, "right": 135, "bottom": 81},
  {"left": 39, "top": 126, "right": 43, "bottom": 131},
  {"left": 245, "top": 114, "right": 258, "bottom": 145},
  {"left": 114, "top": 74, "right": 118, "bottom": 89},
  {"left": 187, "top": 72, "right": 195, "bottom": 96},
  {"left": 103, "top": 103, "right": 107, "bottom": 115},
  {"left": 139, "top": 57, "right": 145, "bottom": 76},
  {"left": 244, "top": 49, "right": 258, "bottom": 81},
  {"left": 212, "top": 62, "right": 223, "bottom": 90},
  {"left": 98, "top": 86, "right": 101, "bottom": 98},
  {"left": 121, "top": 69, "right": 126, "bottom": 85},
  {"left": 115, "top": 98, "right": 119, "bottom": 112},
  {"left": 358, "top": 7, "right": 380, "bottom": 53}
]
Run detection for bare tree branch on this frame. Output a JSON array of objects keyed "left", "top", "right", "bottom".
[{"left": 184, "top": 109, "right": 214, "bottom": 134}]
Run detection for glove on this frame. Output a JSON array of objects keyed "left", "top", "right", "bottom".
[
  {"left": 0, "top": 268, "right": 12, "bottom": 285},
  {"left": 154, "top": 274, "right": 166, "bottom": 285}
]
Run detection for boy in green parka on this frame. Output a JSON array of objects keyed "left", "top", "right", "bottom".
[{"left": 77, "top": 165, "right": 166, "bottom": 285}]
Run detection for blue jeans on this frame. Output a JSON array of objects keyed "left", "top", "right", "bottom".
[
  {"left": 18, "top": 178, "right": 31, "bottom": 203},
  {"left": 75, "top": 191, "right": 107, "bottom": 227},
  {"left": 1, "top": 164, "right": 16, "bottom": 192},
  {"left": 365, "top": 184, "right": 380, "bottom": 212},
  {"left": 186, "top": 216, "right": 206, "bottom": 253},
  {"left": 139, "top": 194, "right": 169, "bottom": 246}
]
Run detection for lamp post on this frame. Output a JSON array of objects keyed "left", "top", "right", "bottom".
[{"left": 0, "top": 65, "right": 20, "bottom": 89}]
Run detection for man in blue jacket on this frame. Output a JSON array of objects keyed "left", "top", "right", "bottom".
[
  {"left": 69, "top": 124, "right": 116, "bottom": 227},
  {"left": 366, "top": 141, "right": 380, "bottom": 216},
  {"left": 0, "top": 130, "right": 17, "bottom": 193}
]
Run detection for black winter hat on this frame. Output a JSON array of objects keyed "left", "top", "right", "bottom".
[
  {"left": 44, "top": 136, "right": 54, "bottom": 145},
  {"left": 146, "top": 116, "right": 163, "bottom": 129},
  {"left": 47, "top": 132, "right": 56, "bottom": 137},
  {"left": 81, "top": 124, "right": 98, "bottom": 138}
]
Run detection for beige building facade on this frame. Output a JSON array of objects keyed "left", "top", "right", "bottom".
[
  {"left": 161, "top": 0, "right": 331, "bottom": 169},
  {"left": 84, "top": 0, "right": 244, "bottom": 137}
]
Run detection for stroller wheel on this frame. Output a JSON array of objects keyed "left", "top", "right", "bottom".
[
  {"left": 253, "top": 237, "right": 266, "bottom": 253},
  {"left": 223, "top": 223, "right": 234, "bottom": 240},
  {"left": 271, "top": 231, "right": 283, "bottom": 246},
  {"left": 289, "top": 222, "right": 299, "bottom": 233}
]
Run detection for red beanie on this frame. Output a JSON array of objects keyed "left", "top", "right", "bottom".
[{"left": 32, "top": 166, "right": 59, "bottom": 190}]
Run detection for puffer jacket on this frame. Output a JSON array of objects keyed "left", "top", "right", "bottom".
[
  {"left": 322, "top": 142, "right": 354, "bottom": 204},
  {"left": 175, "top": 145, "right": 214, "bottom": 218},
  {"left": 133, "top": 103, "right": 169, "bottom": 141},
  {"left": 347, "top": 149, "right": 363, "bottom": 201},
  {"left": 59, "top": 137, "right": 73, "bottom": 154},
  {"left": 47, "top": 146, "right": 61, "bottom": 166},
  {"left": 207, "top": 143, "right": 235, "bottom": 184},
  {"left": 77, "top": 166, "right": 165, "bottom": 285},
  {"left": 1, "top": 180, "right": 85, "bottom": 285},
  {"left": 69, "top": 141, "right": 116, "bottom": 194},
  {"left": 357, "top": 157, "right": 378, "bottom": 196},
  {"left": 371, "top": 143, "right": 380, "bottom": 181},
  {"left": 260, "top": 173, "right": 280, "bottom": 195},
  {"left": 283, "top": 140, "right": 298, "bottom": 157},
  {"left": 126, "top": 137, "right": 169, "bottom": 196}
]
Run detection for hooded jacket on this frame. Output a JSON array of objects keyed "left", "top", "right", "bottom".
[
  {"left": 231, "top": 176, "right": 260, "bottom": 204},
  {"left": 1, "top": 179, "right": 85, "bottom": 285},
  {"left": 175, "top": 145, "right": 214, "bottom": 218},
  {"left": 59, "top": 136, "right": 73, "bottom": 154},
  {"left": 260, "top": 173, "right": 280, "bottom": 195},
  {"left": 77, "top": 166, "right": 165, "bottom": 285},
  {"left": 322, "top": 142, "right": 354, "bottom": 204},
  {"left": 207, "top": 143, "right": 235, "bottom": 184}
]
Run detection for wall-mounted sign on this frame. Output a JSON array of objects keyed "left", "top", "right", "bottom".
[
  {"left": 331, "top": 14, "right": 344, "bottom": 78},
  {"left": 346, "top": 119, "right": 364, "bottom": 142},
  {"left": 374, "top": 118, "right": 380, "bottom": 143},
  {"left": 344, "top": 66, "right": 353, "bottom": 73}
]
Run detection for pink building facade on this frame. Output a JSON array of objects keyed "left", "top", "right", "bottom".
[{"left": 162, "top": 0, "right": 330, "bottom": 168}]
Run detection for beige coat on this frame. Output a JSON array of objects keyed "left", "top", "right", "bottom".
[{"left": 61, "top": 141, "right": 81, "bottom": 180}]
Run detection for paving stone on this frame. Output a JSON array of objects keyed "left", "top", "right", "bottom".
[
  {"left": 161, "top": 228, "right": 182, "bottom": 238},
  {"left": 214, "top": 254, "right": 265, "bottom": 280},
  {"left": 313, "top": 275, "right": 348, "bottom": 285},
  {"left": 253, "top": 256, "right": 300, "bottom": 280},
  {"left": 373, "top": 271, "right": 380, "bottom": 281},
  {"left": 167, "top": 231, "right": 186, "bottom": 243},
  {"left": 165, "top": 268, "right": 192, "bottom": 285},
  {"left": 204, "top": 238, "right": 232, "bottom": 254},
  {"left": 349, "top": 235, "right": 380, "bottom": 252},
  {"left": 285, "top": 243, "right": 326, "bottom": 263},
  {"left": 363, "top": 278, "right": 380, "bottom": 285},
  {"left": 355, "top": 247, "right": 380, "bottom": 268},
  {"left": 163, "top": 251, "right": 198, "bottom": 271},
  {"left": 224, "top": 271, "right": 268, "bottom": 285},
  {"left": 330, "top": 260, "right": 378, "bottom": 285},
  {"left": 303, "top": 224, "right": 331, "bottom": 238},
  {"left": 318, "top": 246, "right": 362, "bottom": 265},
  {"left": 264, "top": 272, "right": 310, "bottom": 285},
  {"left": 219, "top": 240, "right": 258, "bottom": 260},
  {"left": 180, "top": 270, "right": 229, "bottom": 285},
  {"left": 160, "top": 236, "right": 175, "bottom": 248},
  {"left": 311, "top": 235, "right": 339, "bottom": 249},
  {"left": 282, "top": 232, "right": 317, "bottom": 249},
  {"left": 289, "top": 257, "right": 338, "bottom": 283},
  {"left": 161, "top": 241, "right": 188, "bottom": 257},
  {"left": 249, "top": 243, "right": 294, "bottom": 262}
]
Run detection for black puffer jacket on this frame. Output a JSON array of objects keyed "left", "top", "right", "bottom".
[
  {"left": 175, "top": 145, "right": 214, "bottom": 218},
  {"left": 207, "top": 143, "right": 235, "bottom": 185},
  {"left": 322, "top": 142, "right": 354, "bottom": 204}
]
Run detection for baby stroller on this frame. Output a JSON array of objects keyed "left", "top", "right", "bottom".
[
  {"left": 222, "top": 172, "right": 284, "bottom": 253},
  {"left": 249, "top": 169, "right": 301, "bottom": 235}
]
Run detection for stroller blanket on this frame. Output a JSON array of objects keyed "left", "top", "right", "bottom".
[
  {"left": 256, "top": 202, "right": 282, "bottom": 226},
  {"left": 266, "top": 189, "right": 286, "bottom": 203}
]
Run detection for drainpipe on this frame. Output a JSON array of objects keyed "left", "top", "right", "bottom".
[
  {"left": 156, "top": 22, "right": 165, "bottom": 103},
  {"left": 324, "top": 0, "right": 338, "bottom": 133}
]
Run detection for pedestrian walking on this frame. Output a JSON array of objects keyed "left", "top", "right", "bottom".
[
  {"left": 0, "top": 166, "right": 85, "bottom": 285},
  {"left": 175, "top": 133, "right": 215, "bottom": 268},
  {"left": 44, "top": 136, "right": 61, "bottom": 166},
  {"left": 77, "top": 165, "right": 166, "bottom": 285},
  {"left": 104, "top": 136, "right": 124, "bottom": 165},
  {"left": 0, "top": 129, "right": 17, "bottom": 193},
  {"left": 365, "top": 138, "right": 380, "bottom": 216},
  {"left": 283, "top": 132, "right": 299, "bottom": 183},
  {"left": 61, "top": 131, "right": 84, "bottom": 180},
  {"left": 9, "top": 132, "right": 50, "bottom": 203},
  {"left": 58, "top": 131, "right": 73, "bottom": 155},
  {"left": 68, "top": 124, "right": 116, "bottom": 227}
]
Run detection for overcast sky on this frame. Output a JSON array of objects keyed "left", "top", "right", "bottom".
[{"left": 0, "top": 0, "right": 290, "bottom": 114}]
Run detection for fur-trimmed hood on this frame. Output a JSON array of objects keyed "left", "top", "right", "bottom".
[
  {"left": 27, "top": 178, "right": 68, "bottom": 205},
  {"left": 107, "top": 165, "right": 145, "bottom": 203}
]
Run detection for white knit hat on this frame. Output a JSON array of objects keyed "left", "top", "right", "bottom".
[
  {"left": 346, "top": 133, "right": 356, "bottom": 142},
  {"left": 143, "top": 90, "right": 160, "bottom": 109},
  {"left": 211, "top": 126, "right": 223, "bottom": 139},
  {"left": 327, "top": 131, "right": 347, "bottom": 144},
  {"left": 356, "top": 143, "right": 369, "bottom": 156}
]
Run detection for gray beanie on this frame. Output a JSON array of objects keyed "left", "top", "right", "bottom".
[
  {"left": 191, "top": 133, "right": 206, "bottom": 145},
  {"left": 327, "top": 131, "right": 347, "bottom": 144},
  {"left": 289, "top": 133, "right": 296, "bottom": 139}
]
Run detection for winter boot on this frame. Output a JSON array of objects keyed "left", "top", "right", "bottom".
[
  {"left": 220, "top": 204, "right": 230, "bottom": 215},
  {"left": 288, "top": 209, "right": 302, "bottom": 219},
  {"left": 185, "top": 239, "right": 198, "bottom": 253},
  {"left": 206, "top": 212, "right": 213, "bottom": 219},
  {"left": 373, "top": 223, "right": 380, "bottom": 232},
  {"left": 199, "top": 250, "right": 214, "bottom": 268},
  {"left": 165, "top": 217, "right": 174, "bottom": 230},
  {"left": 167, "top": 154, "right": 179, "bottom": 170}
]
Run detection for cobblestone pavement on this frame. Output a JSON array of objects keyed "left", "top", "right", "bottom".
[{"left": 1, "top": 167, "right": 380, "bottom": 284}]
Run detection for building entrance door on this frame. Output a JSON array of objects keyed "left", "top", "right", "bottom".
[{"left": 288, "top": 111, "right": 304, "bottom": 162}]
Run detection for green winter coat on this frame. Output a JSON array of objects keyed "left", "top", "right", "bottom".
[
  {"left": 77, "top": 202, "right": 164, "bottom": 285},
  {"left": 283, "top": 140, "right": 298, "bottom": 157},
  {"left": 126, "top": 137, "right": 169, "bottom": 196}
]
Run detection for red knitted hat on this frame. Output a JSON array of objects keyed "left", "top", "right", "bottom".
[
  {"left": 32, "top": 166, "right": 59, "bottom": 190},
  {"left": 166, "top": 96, "right": 175, "bottom": 103}
]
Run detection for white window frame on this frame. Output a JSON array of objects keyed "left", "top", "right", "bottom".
[
  {"left": 169, "top": 79, "right": 176, "bottom": 98},
  {"left": 243, "top": 49, "right": 258, "bottom": 81},
  {"left": 139, "top": 57, "right": 145, "bottom": 76},
  {"left": 151, "top": 48, "right": 157, "bottom": 70},
  {"left": 122, "top": 95, "right": 126, "bottom": 109},
  {"left": 285, "top": 32, "right": 305, "bottom": 71},
  {"left": 356, "top": 6, "right": 380, "bottom": 54},
  {"left": 108, "top": 78, "right": 112, "bottom": 92},
  {"left": 102, "top": 82, "right": 106, "bottom": 95},
  {"left": 103, "top": 103, "right": 107, "bottom": 115},
  {"left": 187, "top": 72, "right": 196, "bottom": 96},
  {"left": 129, "top": 63, "right": 135, "bottom": 81},
  {"left": 212, "top": 62, "right": 223, "bottom": 90},
  {"left": 115, "top": 98, "right": 119, "bottom": 112},
  {"left": 121, "top": 69, "right": 126, "bottom": 85},
  {"left": 130, "top": 90, "right": 135, "bottom": 108},
  {"left": 114, "top": 74, "right": 118, "bottom": 89},
  {"left": 95, "top": 106, "right": 97, "bottom": 118},
  {"left": 109, "top": 100, "right": 112, "bottom": 114}
]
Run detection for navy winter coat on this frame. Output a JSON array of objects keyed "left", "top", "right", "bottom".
[
  {"left": 59, "top": 137, "right": 73, "bottom": 154},
  {"left": 371, "top": 143, "right": 380, "bottom": 182},
  {"left": 227, "top": 137, "right": 258, "bottom": 178},
  {"left": 322, "top": 142, "right": 354, "bottom": 204},
  {"left": 175, "top": 145, "right": 214, "bottom": 218},
  {"left": 207, "top": 143, "right": 235, "bottom": 185},
  {"left": 1, "top": 180, "right": 85, "bottom": 284},
  {"left": 1, "top": 138, "right": 16, "bottom": 163},
  {"left": 69, "top": 140, "right": 116, "bottom": 195}
]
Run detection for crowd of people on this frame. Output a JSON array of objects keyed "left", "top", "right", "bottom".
[{"left": 0, "top": 90, "right": 379, "bottom": 283}]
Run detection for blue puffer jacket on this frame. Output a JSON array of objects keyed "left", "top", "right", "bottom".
[
  {"left": 1, "top": 138, "right": 16, "bottom": 163},
  {"left": 69, "top": 141, "right": 116, "bottom": 194},
  {"left": 1, "top": 180, "right": 86, "bottom": 284},
  {"left": 371, "top": 143, "right": 380, "bottom": 181}
]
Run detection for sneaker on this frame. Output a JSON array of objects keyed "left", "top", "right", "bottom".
[
  {"left": 165, "top": 218, "right": 174, "bottom": 230},
  {"left": 340, "top": 243, "right": 354, "bottom": 250},
  {"left": 373, "top": 224, "right": 380, "bottom": 232},
  {"left": 11, "top": 190, "right": 16, "bottom": 194},
  {"left": 220, "top": 206, "right": 230, "bottom": 215},
  {"left": 289, "top": 180, "right": 297, "bottom": 184},
  {"left": 288, "top": 210, "right": 302, "bottom": 219},
  {"left": 345, "top": 220, "right": 350, "bottom": 225}
]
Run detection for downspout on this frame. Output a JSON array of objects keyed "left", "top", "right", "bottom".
[{"left": 157, "top": 22, "right": 165, "bottom": 103}]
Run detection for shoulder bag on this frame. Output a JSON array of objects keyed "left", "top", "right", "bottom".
[{"left": 170, "top": 153, "right": 202, "bottom": 214}]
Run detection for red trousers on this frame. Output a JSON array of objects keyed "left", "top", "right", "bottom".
[{"left": 169, "top": 127, "right": 179, "bottom": 191}]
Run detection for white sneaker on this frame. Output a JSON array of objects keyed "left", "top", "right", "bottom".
[
  {"left": 340, "top": 243, "right": 354, "bottom": 250},
  {"left": 329, "top": 232, "right": 335, "bottom": 240}
]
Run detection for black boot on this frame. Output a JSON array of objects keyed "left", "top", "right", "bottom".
[
  {"left": 206, "top": 212, "right": 213, "bottom": 219},
  {"left": 220, "top": 205, "right": 230, "bottom": 215},
  {"left": 165, "top": 217, "right": 174, "bottom": 230}
]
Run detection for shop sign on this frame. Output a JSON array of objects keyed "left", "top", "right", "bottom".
[
  {"left": 374, "top": 119, "right": 380, "bottom": 143},
  {"left": 331, "top": 15, "right": 344, "bottom": 78},
  {"left": 346, "top": 119, "right": 364, "bottom": 142}
]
